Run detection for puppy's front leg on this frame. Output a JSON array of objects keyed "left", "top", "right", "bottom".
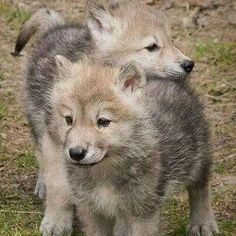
[
  {"left": 114, "top": 216, "right": 128, "bottom": 236},
  {"left": 126, "top": 212, "right": 160, "bottom": 236},
  {"left": 39, "top": 132, "right": 73, "bottom": 236},
  {"left": 77, "top": 204, "right": 115, "bottom": 236},
  {"left": 187, "top": 181, "right": 219, "bottom": 236}
]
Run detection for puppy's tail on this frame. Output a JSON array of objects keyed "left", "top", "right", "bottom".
[{"left": 12, "top": 8, "right": 65, "bottom": 56}]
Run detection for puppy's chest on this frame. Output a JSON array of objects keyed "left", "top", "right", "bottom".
[{"left": 89, "top": 185, "right": 120, "bottom": 217}]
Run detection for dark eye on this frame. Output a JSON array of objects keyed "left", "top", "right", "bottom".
[
  {"left": 145, "top": 43, "right": 160, "bottom": 52},
  {"left": 65, "top": 116, "right": 73, "bottom": 126},
  {"left": 97, "top": 118, "right": 111, "bottom": 128}
]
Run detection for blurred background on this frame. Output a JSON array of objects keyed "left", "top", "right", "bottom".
[{"left": 0, "top": 0, "right": 235, "bottom": 235}]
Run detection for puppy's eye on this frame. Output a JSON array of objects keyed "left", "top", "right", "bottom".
[
  {"left": 145, "top": 43, "right": 160, "bottom": 52},
  {"left": 97, "top": 118, "right": 111, "bottom": 128},
  {"left": 65, "top": 116, "right": 73, "bottom": 126}
]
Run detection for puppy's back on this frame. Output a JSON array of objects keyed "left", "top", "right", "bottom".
[
  {"left": 145, "top": 80, "right": 211, "bottom": 192},
  {"left": 24, "top": 24, "right": 92, "bottom": 140}
]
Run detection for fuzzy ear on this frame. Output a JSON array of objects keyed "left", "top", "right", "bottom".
[
  {"left": 55, "top": 55, "right": 73, "bottom": 77},
  {"left": 86, "top": 0, "right": 119, "bottom": 39},
  {"left": 116, "top": 62, "right": 146, "bottom": 93}
]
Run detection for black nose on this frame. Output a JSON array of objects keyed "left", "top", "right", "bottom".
[
  {"left": 181, "top": 60, "right": 194, "bottom": 73},
  {"left": 69, "top": 147, "right": 87, "bottom": 161}
]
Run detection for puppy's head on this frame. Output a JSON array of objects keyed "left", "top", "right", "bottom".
[
  {"left": 50, "top": 55, "right": 146, "bottom": 165},
  {"left": 86, "top": 0, "right": 194, "bottom": 81}
]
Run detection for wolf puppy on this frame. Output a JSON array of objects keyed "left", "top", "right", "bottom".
[
  {"left": 15, "top": 1, "right": 194, "bottom": 81},
  {"left": 47, "top": 56, "right": 218, "bottom": 236},
  {"left": 19, "top": 1, "right": 196, "bottom": 235}
]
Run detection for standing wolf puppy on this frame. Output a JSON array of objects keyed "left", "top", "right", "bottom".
[
  {"left": 19, "top": 1, "right": 196, "bottom": 235},
  {"left": 47, "top": 56, "right": 218, "bottom": 236}
]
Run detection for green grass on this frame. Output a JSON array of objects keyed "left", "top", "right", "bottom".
[
  {"left": 0, "top": 188, "right": 42, "bottom": 236},
  {"left": 16, "top": 149, "right": 38, "bottom": 170},
  {"left": 193, "top": 41, "right": 236, "bottom": 68},
  {"left": 0, "top": 102, "right": 6, "bottom": 120},
  {"left": 0, "top": 72, "right": 4, "bottom": 81},
  {"left": 164, "top": 196, "right": 189, "bottom": 235},
  {"left": 0, "top": 2, "right": 30, "bottom": 28},
  {"left": 0, "top": 211, "right": 41, "bottom": 236},
  {"left": 162, "top": 187, "right": 236, "bottom": 236},
  {"left": 214, "top": 162, "right": 227, "bottom": 175},
  {"left": 218, "top": 219, "right": 236, "bottom": 236},
  {"left": 192, "top": 40, "right": 236, "bottom": 102}
]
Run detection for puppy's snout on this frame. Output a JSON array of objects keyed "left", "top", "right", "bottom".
[
  {"left": 69, "top": 146, "right": 87, "bottom": 161},
  {"left": 181, "top": 60, "right": 194, "bottom": 73}
]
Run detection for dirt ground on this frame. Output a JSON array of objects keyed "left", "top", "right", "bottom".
[{"left": 0, "top": 0, "right": 235, "bottom": 235}]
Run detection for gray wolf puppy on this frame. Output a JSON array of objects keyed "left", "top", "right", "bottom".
[
  {"left": 14, "top": 1, "right": 194, "bottom": 80},
  {"left": 49, "top": 56, "right": 217, "bottom": 236},
  {"left": 19, "top": 1, "right": 196, "bottom": 235}
]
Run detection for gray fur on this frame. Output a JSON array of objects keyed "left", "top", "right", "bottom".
[
  {"left": 25, "top": 23, "right": 92, "bottom": 141},
  {"left": 13, "top": 8, "right": 65, "bottom": 56}
]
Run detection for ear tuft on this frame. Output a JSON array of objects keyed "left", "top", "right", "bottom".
[
  {"left": 86, "top": 0, "right": 119, "bottom": 37},
  {"left": 117, "top": 62, "right": 146, "bottom": 93}
]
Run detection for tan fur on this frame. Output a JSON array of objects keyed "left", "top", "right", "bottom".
[
  {"left": 88, "top": 0, "right": 191, "bottom": 79},
  {"left": 39, "top": 131, "right": 73, "bottom": 235}
]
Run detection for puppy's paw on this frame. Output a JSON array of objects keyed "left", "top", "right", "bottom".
[
  {"left": 34, "top": 174, "right": 46, "bottom": 199},
  {"left": 186, "top": 218, "right": 219, "bottom": 236},
  {"left": 40, "top": 209, "right": 73, "bottom": 236}
]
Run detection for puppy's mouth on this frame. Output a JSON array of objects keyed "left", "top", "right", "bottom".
[
  {"left": 147, "top": 70, "right": 189, "bottom": 82},
  {"left": 165, "top": 70, "right": 189, "bottom": 81},
  {"left": 79, "top": 153, "right": 109, "bottom": 167},
  {"left": 79, "top": 150, "right": 107, "bottom": 165},
  {"left": 66, "top": 149, "right": 108, "bottom": 166}
]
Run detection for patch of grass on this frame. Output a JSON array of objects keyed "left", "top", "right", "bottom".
[
  {"left": 193, "top": 41, "right": 236, "bottom": 68},
  {"left": 0, "top": 210, "right": 41, "bottom": 236},
  {"left": 218, "top": 219, "right": 236, "bottom": 236},
  {"left": 0, "top": 2, "right": 30, "bottom": 28},
  {"left": 208, "top": 82, "right": 235, "bottom": 97},
  {"left": 0, "top": 102, "right": 7, "bottom": 120},
  {"left": 163, "top": 196, "right": 189, "bottom": 235},
  {"left": 163, "top": 188, "right": 236, "bottom": 236},
  {"left": 0, "top": 186, "right": 42, "bottom": 236},
  {"left": 214, "top": 162, "right": 227, "bottom": 175},
  {"left": 16, "top": 149, "right": 38, "bottom": 170},
  {"left": 71, "top": 231, "right": 84, "bottom": 236},
  {"left": 0, "top": 72, "right": 4, "bottom": 81}
]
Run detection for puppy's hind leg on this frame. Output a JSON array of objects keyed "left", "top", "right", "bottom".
[
  {"left": 34, "top": 150, "right": 46, "bottom": 199},
  {"left": 187, "top": 181, "right": 219, "bottom": 236}
]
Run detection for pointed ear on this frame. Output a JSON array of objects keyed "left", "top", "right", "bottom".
[
  {"left": 55, "top": 55, "right": 73, "bottom": 77},
  {"left": 116, "top": 62, "right": 146, "bottom": 94},
  {"left": 86, "top": 1, "right": 119, "bottom": 39}
]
